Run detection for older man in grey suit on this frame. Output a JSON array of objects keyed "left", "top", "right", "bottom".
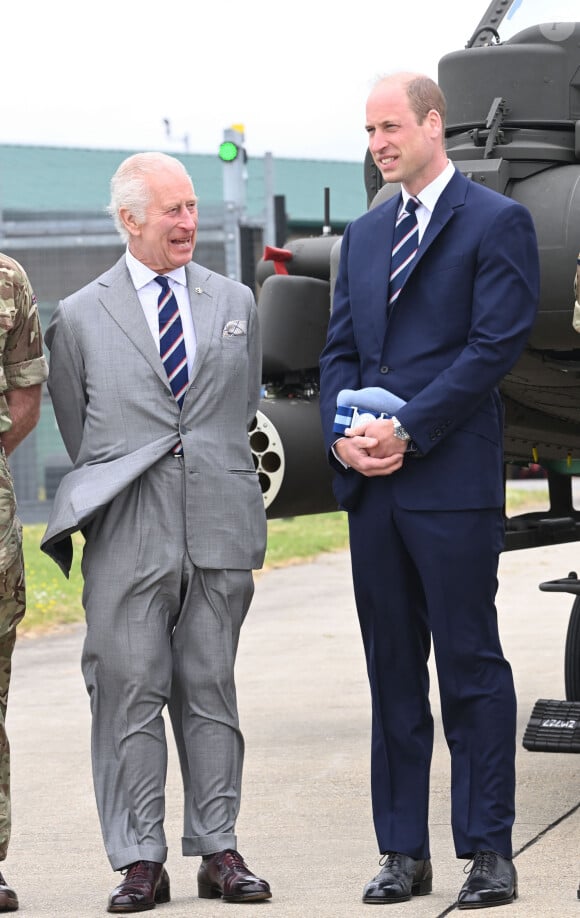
[{"left": 41, "top": 152, "right": 271, "bottom": 912}]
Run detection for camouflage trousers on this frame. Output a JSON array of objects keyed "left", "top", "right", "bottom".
[{"left": 0, "top": 548, "right": 25, "bottom": 861}]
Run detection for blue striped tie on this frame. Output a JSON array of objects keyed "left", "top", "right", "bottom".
[
  {"left": 155, "top": 275, "right": 188, "bottom": 408},
  {"left": 388, "top": 196, "right": 420, "bottom": 309}
]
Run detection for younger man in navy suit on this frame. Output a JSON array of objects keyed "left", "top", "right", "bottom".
[{"left": 319, "top": 72, "right": 540, "bottom": 909}]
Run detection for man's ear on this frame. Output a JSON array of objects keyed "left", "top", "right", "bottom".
[
  {"left": 427, "top": 108, "right": 443, "bottom": 140},
  {"left": 119, "top": 207, "right": 141, "bottom": 238}
]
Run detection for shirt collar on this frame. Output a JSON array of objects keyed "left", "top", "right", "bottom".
[
  {"left": 402, "top": 160, "right": 455, "bottom": 214},
  {"left": 125, "top": 248, "right": 188, "bottom": 292}
]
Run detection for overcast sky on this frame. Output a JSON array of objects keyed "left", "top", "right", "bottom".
[{"left": 4, "top": 0, "right": 578, "bottom": 162}]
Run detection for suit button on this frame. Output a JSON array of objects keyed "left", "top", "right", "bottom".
[{"left": 380, "top": 365, "right": 390, "bottom": 374}]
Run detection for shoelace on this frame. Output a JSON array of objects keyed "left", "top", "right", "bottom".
[
  {"left": 121, "top": 861, "right": 155, "bottom": 883},
  {"left": 217, "top": 850, "right": 248, "bottom": 871},
  {"left": 464, "top": 851, "right": 496, "bottom": 876},
  {"left": 379, "top": 852, "right": 404, "bottom": 870}
]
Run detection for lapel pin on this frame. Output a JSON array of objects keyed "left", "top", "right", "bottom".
[{"left": 195, "top": 287, "right": 203, "bottom": 295}]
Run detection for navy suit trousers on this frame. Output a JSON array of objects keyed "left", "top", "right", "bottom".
[{"left": 348, "top": 476, "right": 516, "bottom": 861}]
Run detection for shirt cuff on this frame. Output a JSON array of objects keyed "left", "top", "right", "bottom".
[{"left": 331, "top": 438, "right": 350, "bottom": 469}]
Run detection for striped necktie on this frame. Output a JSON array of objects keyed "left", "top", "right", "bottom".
[
  {"left": 388, "top": 195, "right": 420, "bottom": 309},
  {"left": 154, "top": 275, "right": 188, "bottom": 409}
]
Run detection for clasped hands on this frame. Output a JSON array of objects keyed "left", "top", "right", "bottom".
[{"left": 335, "top": 417, "right": 406, "bottom": 477}]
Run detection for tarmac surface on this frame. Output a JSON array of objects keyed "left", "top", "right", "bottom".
[{"left": 5, "top": 535, "right": 580, "bottom": 917}]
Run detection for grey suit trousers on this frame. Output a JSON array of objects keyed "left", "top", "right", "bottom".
[{"left": 80, "top": 455, "right": 254, "bottom": 870}]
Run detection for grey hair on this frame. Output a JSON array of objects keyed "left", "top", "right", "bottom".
[{"left": 106, "top": 152, "right": 193, "bottom": 243}]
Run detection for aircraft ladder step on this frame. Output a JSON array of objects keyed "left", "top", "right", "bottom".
[{"left": 523, "top": 698, "right": 580, "bottom": 753}]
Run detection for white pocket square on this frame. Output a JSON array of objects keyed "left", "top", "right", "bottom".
[{"left": 222, "top": 320, "right": 247, "bottom": 337}]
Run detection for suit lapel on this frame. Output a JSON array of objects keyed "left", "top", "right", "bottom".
[
  {"left": 95, "top": 258, "right": 228, "bottom": 403},
  {"left": 184, "top": 263, "right": 220, "bottom": 389},
  {"left": 386, "top": 169, "right": 468, "bottom": 318},
  {"left": 413, "top": 168, "right": 467, "bottom": 259},
  {"left": 97, "top": 257, "right": 170, "bottom": 388},
  {"left": 96, "top": 258, "right": 223, "bottom": 398},
  {"left": 372, "top": 195, "right": 400, "bottom": 344}
]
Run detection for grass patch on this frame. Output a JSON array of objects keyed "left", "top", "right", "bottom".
[
  {"left": 18, "top": 486, "right": 549, "bottom": 635},
  {"left": 22, "top": 526, "right": 85, "bottom": 634},
  {"left": 264, "top": 511, "right": 349, "bottom": 567}
]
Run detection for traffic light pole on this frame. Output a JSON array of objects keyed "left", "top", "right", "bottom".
[{"left": 220, "top": 125, "right": 246, "bottom": 280}]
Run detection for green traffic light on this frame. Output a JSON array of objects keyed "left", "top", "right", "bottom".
[{"left": 218, "top": 141, "right": 239, "bottom": 162}]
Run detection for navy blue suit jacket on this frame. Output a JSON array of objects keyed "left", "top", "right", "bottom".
[{"left": 319, "top": 168, "right": 540, "bottom": 512}]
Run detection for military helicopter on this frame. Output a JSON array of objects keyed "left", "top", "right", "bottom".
[{"left": 248, "top": 0, "right": 580, "bottom": 715}]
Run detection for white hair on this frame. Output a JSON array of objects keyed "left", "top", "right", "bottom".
[{"left": 106, "top": 152, "right": 193, "bottom": 243}]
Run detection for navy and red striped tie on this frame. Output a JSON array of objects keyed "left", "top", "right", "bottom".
[
  {"left": 155, "top": 275, "right": 188, "bottom": 408},
  {"left": 155, "top": 275, "right": 188, "bottom": 456},
  {"left": 388, "top": 196, "right": 420, "bottom": 310}
]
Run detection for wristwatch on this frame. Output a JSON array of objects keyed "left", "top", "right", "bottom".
[
  {"left": 392, "top": 416, "right": 418, "bottom": 454},
  {"left": 391, "top": 416, "right": 411, "bottom": 442}
]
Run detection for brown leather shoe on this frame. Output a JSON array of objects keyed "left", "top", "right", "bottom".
[
  {"left": 107, "top": 861, "right": 170, "bottom": 913},
  {"left": 0, "top": 871, "right": 18, "bottom": 912},
  {"left": 197, "top": 849, "right": 271, "bottom": 902}
]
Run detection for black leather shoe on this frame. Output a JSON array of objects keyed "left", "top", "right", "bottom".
[
  {"left": 197, "top": 849, "right": 271, "bottom": 902},
  {"left": 363, "top": 852, "right": 433, "bottom": 903},
  {"left": 457, "top": 851, "right": 517, "bottom": 909},
  {"left": 0, "top": 871, "right": 17, "bottom": 912},
  {"left": 107, "top": 861, "right": 170, "bottom": 913}
]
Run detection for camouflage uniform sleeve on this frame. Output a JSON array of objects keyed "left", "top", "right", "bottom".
[
  {"left": 0, "top": 253, "right": 49, "bottom": 434},
  {"left": 0, "top": 255, "right": 48, "bottom": 404},
  {"left": 0, "top": 255, "right": 48, "bottom": 571}
]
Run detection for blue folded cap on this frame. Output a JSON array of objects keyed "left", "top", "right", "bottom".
[{"left": 333, "top": 387, "right": 407, "bottom": 435}]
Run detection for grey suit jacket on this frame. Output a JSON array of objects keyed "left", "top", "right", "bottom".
[{"left": 41, "top": 257, "right": 267, "bottom": 576}]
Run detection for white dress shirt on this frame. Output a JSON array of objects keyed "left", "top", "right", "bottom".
[
  {"left": 400, "top": 159, "right": 455, "bottom": 241},
  {"left": 125, "top": 249, "right": 197, "bottom": 374}
]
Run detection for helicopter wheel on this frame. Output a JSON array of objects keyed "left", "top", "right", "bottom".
[{"left": 564, "top": 596, "right": 580, "bottom": 701}]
